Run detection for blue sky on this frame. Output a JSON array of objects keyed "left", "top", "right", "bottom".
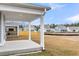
[{"left": 31, "top": 3, "right": 79, "bottom": 25}]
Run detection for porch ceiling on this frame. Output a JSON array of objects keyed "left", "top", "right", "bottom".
[
  {"left": 0, "top": 3, "right": 51, "bottom": 22},
  {"left": 3, "top": 11, "right": 41, "bottom": 22}
]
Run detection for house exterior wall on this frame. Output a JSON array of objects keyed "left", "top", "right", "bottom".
[
  {"left": 67, "top": 27, "right": 79, "bottom": 32},
  {"left": 44, "top": 25, "right": 50, "bottom": 32},
  {"left": 6, "top": 26, "right": 17, "bottom": 35},
  {"left": 55, "top": 26, "right": 67, "bottom": 32}
]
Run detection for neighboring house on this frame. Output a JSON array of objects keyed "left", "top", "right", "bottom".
[
  {"left": 38, "top": 25, "right": 50, "bottom": 32},
  {"left": 43, "top": 24, "right": 79, "bottom": 33},
  {"left": 6, "top": 26, "right": 17, "bottom": 35},
  {"left": 0, "top": 3, "right": 51, "bottom": 55},
  {"left": 55, "top": 25, "right": 67, "bottom": 32},
  {"left": 21, "top": 25, "right": 36, "bottom": 32},
  {"left": 67, "top": 26, "right": 79, "bottom": 32},
  {"left": 50, "top": 28, "right": 56, "bottom": 32},
  {"left": 39, "top": 25, "right": 50, "bottom": 32},
  {"left": 44, "top": 25, "right": 50, "bottom": 32},
  {"left": 49, "top": 26, "right": 79, "bottom": 33},
  {"left": 31, "top": 25, "right": 37, "bottom": 32},
  {"left": 20, "top": 25, "right": 29, "bottom": 31},
  {"left": 5, "top": 21, "right": 20, "bottom": 36}
]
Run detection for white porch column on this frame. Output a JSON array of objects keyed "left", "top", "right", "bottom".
[
  {"left": 0, "top": 12, "right": 5, "bottom": 46},
  {"left": 29, "top": 22, "right": 31, "bottom": 40},
  {"left": 40, "top": 15, "right": 45, "bottom": 50},
  {"left": 17, "top": 25, "right": 19, "bottom": 36}
]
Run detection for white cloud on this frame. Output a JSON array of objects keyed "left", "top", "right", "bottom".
[
  {"left": 66, "top": 14, "right": 79, "bottom": 23},
  {"left": 49, "top": 3, "right": 65, "bottom": 10}
]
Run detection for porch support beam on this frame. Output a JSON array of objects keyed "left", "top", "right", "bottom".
[
  {"left": 0, "top": 12, "right": 5, "bottom": 46},
  {"left": 40, "top": 15, "right": 45, "bottom": 50},
  {"left": 29, "top": 22, "right": 31, "bottom": 40}
]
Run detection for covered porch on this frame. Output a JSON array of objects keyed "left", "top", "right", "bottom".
[
  {"left": 0, "top": 40, "right": 41, "bottom": 56},
  {"left": 0, "top": 3, "right": 50, "bottom": 55}
]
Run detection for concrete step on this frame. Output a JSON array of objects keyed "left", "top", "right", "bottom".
[{"left": 10, "top": 51, "right": 41, "bottom": 56}]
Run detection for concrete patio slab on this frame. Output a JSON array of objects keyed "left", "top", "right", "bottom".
[{"left": 0, "top": 40, "right": 41, "bottom": 56}]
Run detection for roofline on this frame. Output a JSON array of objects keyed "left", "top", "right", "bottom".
[
  {"left": 16, "top": 3, "right": 51, "bottom": 11},
  {"left": 28, "top": 3, "right": 51, "bottom": 11},
  {"left": 0, "top": 3, "right": 51, "bottom": 12}
]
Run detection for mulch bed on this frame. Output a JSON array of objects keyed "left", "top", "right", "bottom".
[{"left": 45, "top": 32, "right": 79, "bottom": 36}]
